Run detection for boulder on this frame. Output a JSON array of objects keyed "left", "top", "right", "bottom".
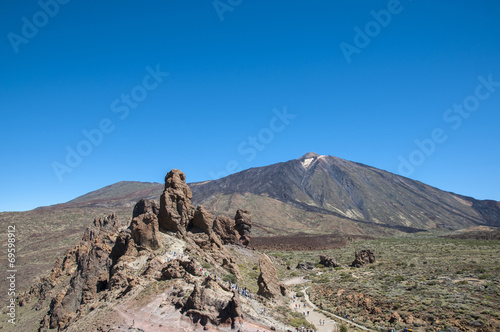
[
  {"left": 257, "top": 254, "right": 286, "bottom": 299},
  {"left": 158, "top": 169, "right": 195, "bottom": 234},
  {"left": 319, "top": 255, "right": 341, "bottom": 268},
  {"left": 296, "top": 262, "right": 315, "bottom": 270},
  {"left": 351, "top": 249, "right": 375, "bottom": 267}
]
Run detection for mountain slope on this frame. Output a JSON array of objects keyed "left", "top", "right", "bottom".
[{"left": 190, "top": 152, "right": 500, "bottom": 230}]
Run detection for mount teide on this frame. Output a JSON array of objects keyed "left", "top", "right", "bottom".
[{"left": 190, "top": 152, "right": 500, "bottom": 234}]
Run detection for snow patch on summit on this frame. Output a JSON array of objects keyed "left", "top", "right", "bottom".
[{"left": 302, "top": 158, "right": 314, "bottom": 168}]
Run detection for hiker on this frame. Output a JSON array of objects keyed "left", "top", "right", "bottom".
[{"left": 307, "top": 311, "right": 309, "bottom": 316}]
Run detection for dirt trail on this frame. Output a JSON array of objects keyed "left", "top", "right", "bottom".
[
  {"left": 284, "top": 277, "right": 374, "bottom": 332},
  {"left": 289, "top": 289, "right": 337, "bottom": 332}
]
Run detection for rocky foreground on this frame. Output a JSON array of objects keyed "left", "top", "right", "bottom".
[{"left": 17, "top": 170, "right": 288, "bottom": 331}]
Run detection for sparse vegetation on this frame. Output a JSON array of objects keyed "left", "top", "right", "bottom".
[
  {"left": 267, "top": 232, "right": 500, "bottom": 331},
  {"left": 223, "top": 273, "right": 238, "bottom": 284}
]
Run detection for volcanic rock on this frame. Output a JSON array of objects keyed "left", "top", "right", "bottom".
[
  {"left": 257, "top": 254, "right": 286, "bottom": 299},
  {"left": 82, "top": 213, "right": 120, "bottom": 242},
  {"left": 160, "top": 259, "right": 203, "bottom": 280},
  {"left": 296, "top": 262, "right": 315, "bottom": 270},
  {"left": 212, "top": 215, "right": 240, "bottom": 244},
  {"left": 158, "top": 169, "right": 195, "bottom": 234},
  {"left": 132, "top": 198, "right": 159, "bottom": 218},
  {"left": 235, "top": 209, "right": 251, "bottom": 246},
  {"left": 46, "top": 231, "right": 116, "bottom": 329},
  {"left": 130, "top": 211, "right": 161, "bottom": 250},
  {"left": 191, "top": 205, "right": 214, "bottom": 234},
  {"left": 319, "top": 255, "right": 341, "bottom": 268},
  {"left": 351, "top": 249, "right": 376, "bottom": 267},
  {"left": 182, "top": 281, "right": 243, "bottom": 328}
]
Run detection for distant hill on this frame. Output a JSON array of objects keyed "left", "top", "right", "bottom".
[{"left": 66, "top": 181, "right": 163, "bottom": 208}]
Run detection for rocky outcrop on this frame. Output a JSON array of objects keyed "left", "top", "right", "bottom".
[
  {"left": 158, "top": 169, "right": 195, "bottom": 234},
  {"left": 132, "top": 198, "right": 159, "bottom": 218},
  {"left": 160, "top": 259, "right": 202, "bottom": 280},
  {"left": 26, "top": 169, "right": 256, "bottom": 331},
  {"left": 351, "top": 249, "right": 376, "bottom": 267},
  {"left": 182, "top": 281, "right": 243, "bottom": 328},
  {"left": 319, "top": 255, "right": 341, "bottom": 268},
  {"left": 41, "top": 214, "right": 120, "bottom": 330},
  {"left": 235, "top": 209, "right": 251, "bottom": 246},
  {"left": 129, "top": 211, "right": 161, "bottom": 250},
  {"left": 257, "top": 254, "right": 286, "bottom": 300},
  {"left": 212, "top": 215, "right": 239, "bottom": 244},
  {"left": 191, "top": 205, "right": 214, "bottom": 234},
  {"left": 82, "top": 213, "right": 120, "bottom": 242}
]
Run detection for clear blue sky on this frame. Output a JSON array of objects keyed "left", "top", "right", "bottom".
[{"left": 1, "top": 0, "right": 499, "bottom": 212}]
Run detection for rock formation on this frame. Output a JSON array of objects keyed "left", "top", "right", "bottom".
[
  {"left": 41, "top": 213, "right": 121, "bottom": 330},
  {"left": 319, "top": 255, "right": 341, "bottom": 268},
  {"left": 181, "top": 280, "right": 243, "bottom": 328},
  {"left": 351, "top": 249, "right": 376, "bottom": 267},
  {"left": 132, "top": 198, "right": 159, "bottom": 218},
  {"left": 257, "top": 254, "right": 286, "bottom": 299},
  {"left": 81, "top": 213, "right": 121, "bottom": 242},
  {"left": 191, "top": 205, "right": 214, "bottom": 234},
  {"left": 129, "top": 209, "right": 161, "bottom": 250},
  {"left": 235, "top": 209, "right": 252, "bottom": 246},
  {"left": 158, "top": 169, "right": 195, "bottom": 233},
  {"left": 20, "top": 169, "right": 257, "bottom": 331},
  {"left": 212, "top": 215, "right": 240, "bottom": 244}
]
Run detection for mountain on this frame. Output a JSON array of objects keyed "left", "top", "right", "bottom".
[{"left": 190, "top": 152, "right": 500, "bottom": 233}]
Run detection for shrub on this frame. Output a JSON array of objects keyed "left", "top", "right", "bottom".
[
  {"left": 392, "top": 275, "right": 405, "bottom": 282},
  {"left": 296, "top": 291, "right": 304, "bottom": 297},
  {"left": 340, "top": 324, "right": 348, "bottom": 332},
  {"left": 223, "top": 273, "right": 238, "bottom": 283}
]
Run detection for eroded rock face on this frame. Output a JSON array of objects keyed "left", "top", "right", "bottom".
[
  {"left": 132, "top": 198, "right": 159, "bottom": 218},
  {"left": 182, "top": 281, "right": 243, "bottom": 328},
  {"left": 82, "top": 213, "right": 121, "bottom": 242},
  {"left": 191, "top": 205, "right": 214, "bottom": 234},
  {"left": 130, "top": 211, "right": 161, "bottom": 250},
  {"left": 213, "top": 215, "right": 240, "bottom": 244},
  {"left": 319, "top": 255, "right": 341, "bottom": 268},
  {"left": 42, "top": 214, "right": 120, "bottom": 330},
  {"left": 351, "top": 249, "right": 375, "bottom": 267},
  {"left": 257, "top": 254, "right": 286, "bottom": 300},
  {"left": 158, "top": 169, "right": 195, "bottom": 234}
]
